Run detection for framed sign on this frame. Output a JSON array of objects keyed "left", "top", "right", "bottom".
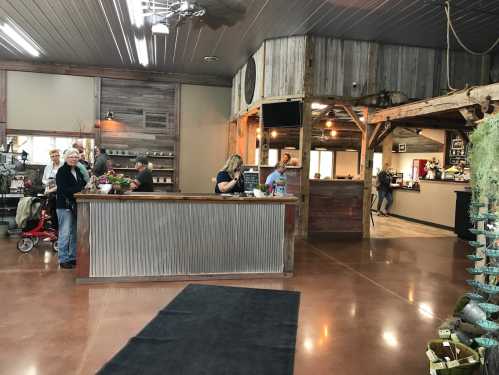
[{"left": 398, "top": 143, "right": 407, "bottom": 153}]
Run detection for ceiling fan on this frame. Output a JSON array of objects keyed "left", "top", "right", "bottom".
[{"left": 140, "top": 0, "right": 247, "bottom": 35}]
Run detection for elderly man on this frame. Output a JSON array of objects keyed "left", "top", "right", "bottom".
[{"left": 265, "top": 162, "right": 287, "bottom": 195}]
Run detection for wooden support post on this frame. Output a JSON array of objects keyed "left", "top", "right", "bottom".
[
  {"left": 361, "top": 108, "right": 375, "bottom": 238},
  {"left": 236, "top": 116, "right": 248, "bottom": 162},
  {"left": 0, "top": 70, "right": 6, "bottom": 148},
  {"left": 299, "top": 35, "right": 315, "bottom": 239},
  {"left": 299, "top": 99, "right": 312, "bottom": 238},
  {"left": 382, "top": 133, "right": 393, "bottom": 167},
  {"left": 247, "top": 118, "right": 258, "bottom": 165}
]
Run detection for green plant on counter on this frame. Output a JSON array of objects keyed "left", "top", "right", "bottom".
[
  {"left": 257, "top": 183, "right": 269, "bottom": 193},
  {"left": 468, "top": 114, "right": 499, "bottom": 205}
]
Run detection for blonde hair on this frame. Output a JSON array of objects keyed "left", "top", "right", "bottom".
[
  {"left": 49, "top": 149, "right": 60, "bottom": 156},
  {"left": 221, "top": 154, "right": 243, "bottom": 178},
  {"left": 63, "top": 148, "right": 80, "bottom": 161}
]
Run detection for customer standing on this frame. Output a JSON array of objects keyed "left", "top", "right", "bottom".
[
  {"left": 42, "top": 149, "right": 61, "bottom": 230},
  {"left": 42, "top": 149, "right": 61, "bottom": 188},
  {"left": 56, "top": 148, "right": 86, "bottom": 269},
  {"left": 376, "top": 163, "right": 393, "bottom": 216},
  {"left": 130, "top": 156, "right": 153, "bottom": 192},
  {"left": 265, "top": 162, "right": 287, "bottom": 195},
  {"left": 215, "top": 154, "right": 245, "bottom": 194}
]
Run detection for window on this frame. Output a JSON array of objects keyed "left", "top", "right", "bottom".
[
  {"left": 253, "top": 148, "right": 278, "bottom": 166},
  {"left": 268, "top": 149, "right": 278, "bottom": 166},
  {"left": 309, "top": 150, "right": 333, "bottom": 179},
  {"left": 373, "top": 152, "right": 383, "bottom": 176},
  {"left": 6, "top": 135, "right": 94, "bottom": 165}
]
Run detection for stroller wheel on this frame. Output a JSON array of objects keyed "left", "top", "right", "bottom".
[
  {"left": 31, "top": 237, "right": 40, "bottom": 247},
  {"left": 17, "top": 238, "right": 34, "bottom": 253},
  {"left": 52, "top": 240, "right": 59, "bottom": 253}
]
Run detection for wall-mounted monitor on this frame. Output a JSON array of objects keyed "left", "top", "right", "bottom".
[{"left": 262, "top": 101, "right": 302, "bottom": 128}]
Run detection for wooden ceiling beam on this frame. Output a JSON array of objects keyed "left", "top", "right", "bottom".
[
  {"left": 340, "top": 105, "right": 366, "bottom": 134},
  {"left": 0, "top": 59, "right": 232, "bottom": 87},
  {"left": 368, "top": 83, "right": 499, "bottom": 124}
]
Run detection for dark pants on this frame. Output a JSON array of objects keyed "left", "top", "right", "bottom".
[{"left": 377, "top": 190, "right": 393, "bottom": 212}]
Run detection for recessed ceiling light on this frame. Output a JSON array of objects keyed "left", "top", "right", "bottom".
[{"left": 203, "top": 56, "right": 219, "bottom": 62}]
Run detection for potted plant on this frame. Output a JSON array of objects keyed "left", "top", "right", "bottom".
[
  {"left": 253, "top": 183, "right": 269, "bottom": 198},
  {"left": 99, "top": 171, "right": 131, "bottom": 195}
]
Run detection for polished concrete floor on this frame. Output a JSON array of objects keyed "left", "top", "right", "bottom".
[{"left": 0, "top": 219, "right": 469, "bottom": 375}]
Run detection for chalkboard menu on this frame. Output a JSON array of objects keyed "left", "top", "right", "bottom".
[
  {"left": 244, "top": 171, "right": 259, "bottom": 192},
  {"left": 445, "top": 131, "right": 470, "bottom": 167}
]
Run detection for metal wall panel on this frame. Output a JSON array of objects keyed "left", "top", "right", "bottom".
[{"left": 89, "top": 201, "right": 285, "bottom": 277}]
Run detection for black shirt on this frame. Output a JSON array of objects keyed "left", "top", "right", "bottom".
[
  {"left": 55, "top": 163, "right": 86, "bottom": 209},
  {"left": 135, "top": 168, "right": 154, "bottom": 192},
  {"left": 377, "top": 170, "right": 392, "bottom": 192},
  {"left": 93, "top": 154, "right": 109, "bottom": 177},
  {"left": 215, "top": 171, "right": 244, "bottom": 194}
]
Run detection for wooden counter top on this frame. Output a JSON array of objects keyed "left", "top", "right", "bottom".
[{"left": 75, "top": 192, "right": 299, "bottom": 204}]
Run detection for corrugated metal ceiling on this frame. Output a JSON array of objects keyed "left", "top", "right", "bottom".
[{"left": 0, "top": 0, "right": 497, "bottom": 77}]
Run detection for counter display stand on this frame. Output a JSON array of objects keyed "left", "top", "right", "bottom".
[{"left": 466, "top": 200, "right": 499, "bottom": 349}]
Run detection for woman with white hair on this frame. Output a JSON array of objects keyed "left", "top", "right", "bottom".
[
  {"left": 55, "top": 148, "right": 86, "bottom": 269},
  {"left": 215, "top": 154, "right": 245, "bottom": 194}
]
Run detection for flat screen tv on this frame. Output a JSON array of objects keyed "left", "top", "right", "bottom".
[{"left": 262, "top": 101, "right": 302, "bottom": 128}]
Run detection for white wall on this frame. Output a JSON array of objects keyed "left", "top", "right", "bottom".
[
  {"left": 7, "top": 71, "right": 96, "bottom": 132},
  {"left": 335, "top": 151, "right": 358, "bottom": 177},
  {"left": 180, "top": 85, "right": 231, "bottom": 193},
  {"left": 392, "top": 152, "right": 444, "bottom": 180}
]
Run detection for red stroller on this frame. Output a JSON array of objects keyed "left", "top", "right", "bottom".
[{"left": 16, "top": 196, "right": 58, "bottom": 253}]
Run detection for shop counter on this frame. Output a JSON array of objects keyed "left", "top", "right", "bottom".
[
  {"left": 74, "top": 193, "right": 297, "bottom": 283},
  {"left": 375, "top": 180, "right": 470, "bottom": 229}
]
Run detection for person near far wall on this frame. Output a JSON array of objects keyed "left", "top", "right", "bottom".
[
  {"left": 215, "top": 154, "right": 245, "bottom": 194},
  {"left": 281, "top": 152, "right": 291, "bottom": 165},
  {"left": 376, "top": 163, "right": 393, "bottom": 216},
  {"left": 42, "top": 148, "right": 61, "bottom": 230},
  {"left": 130, "top": 156, "right": 154, "bottom": 192},
  {"left": 93, "top": 147, "right": 109, "bottom": 177}
]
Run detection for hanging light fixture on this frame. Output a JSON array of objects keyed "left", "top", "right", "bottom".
[
  {"left": 326, "top": 120, "right": 333, "bottom": 128},
  {"left": 271, "top": 130, "right": 277, "bottom": 138},
  {"left": 330, "top": 129, "right": 337, "bottom": 137}
]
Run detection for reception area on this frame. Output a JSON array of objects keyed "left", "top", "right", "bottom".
[{"left": 0, "top": 1, "right": 498, "bottom": 375}]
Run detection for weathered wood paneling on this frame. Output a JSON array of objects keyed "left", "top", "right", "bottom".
[
  {"left": 264, "top": 36, "right": 306, "bottom": 98},
  {"left": 313, "top": 37, "right": 378, "bottom": 97},
  {"left": 309, "top": 180, "right": 363, "bottom": 237},
  {"left": 376, "top": 44, "right": 436, "bottom": 99},
  {"left": 231, "top": 44, "right": 264, "bottom": 118},
  {"left": 435, "top": 51, "right": 490, "bottom": 96},
  {"left": 100, "top": 78, "right": 179, "bottom": 191}
]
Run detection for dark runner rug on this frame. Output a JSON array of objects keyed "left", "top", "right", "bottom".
[{"left": 98, "top": 284, "right": 300, "bottom": 375}]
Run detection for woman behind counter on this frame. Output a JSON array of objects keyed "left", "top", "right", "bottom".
[{"left": 215, "top": 154, "right": 245, "bottom": 194}]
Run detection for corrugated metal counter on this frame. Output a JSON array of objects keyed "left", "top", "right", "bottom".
[{"left": 75, "top": 193, "right": 297, "bottom": 283}]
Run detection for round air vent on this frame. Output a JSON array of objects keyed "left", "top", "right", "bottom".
[{"left": 244, "top": 56, "right": 256, "bottom": 105}]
